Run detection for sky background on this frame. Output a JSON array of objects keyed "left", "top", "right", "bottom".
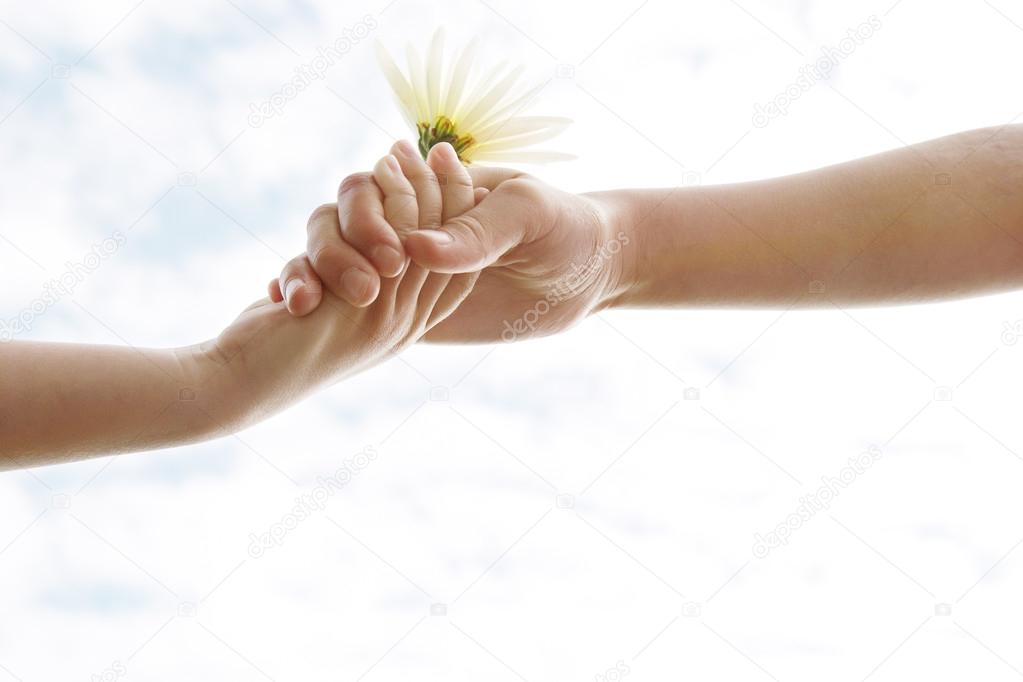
[{"left": 2, "top": 0, "right": 1023, "bottom": 679}]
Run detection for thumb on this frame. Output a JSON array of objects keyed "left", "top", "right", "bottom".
[{"left": 404, "top": 179, "right": 534, "bottom": 273}]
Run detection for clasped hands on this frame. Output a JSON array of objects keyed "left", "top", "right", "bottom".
[{"left": 204, "top": 139, "right": 626, "bottom": 431}]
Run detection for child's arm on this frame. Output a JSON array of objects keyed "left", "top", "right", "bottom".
[
  {"left": 0, "top": 341, "right": 215, "bottom": 467},
  {"left": 0, "top": 147, "right": 478, "bottom": 470}
]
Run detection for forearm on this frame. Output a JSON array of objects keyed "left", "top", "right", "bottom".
[
  {"left": 0, "top": 342, "right": 226, "bottom": 469},
  {"left": 603, "top": 124, "right": 1023, "bottom": 308},
  {"left": 0, "top": 292, "right": 379, "bottom": 469}
]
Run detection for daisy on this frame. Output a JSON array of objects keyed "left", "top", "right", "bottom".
[{"left": 376, "top": 29, "right": 573, "bottom": 164}]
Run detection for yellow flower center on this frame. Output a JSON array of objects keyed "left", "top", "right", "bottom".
[{"left": 417, "top": 116, "right": 475, "bottom": 163}]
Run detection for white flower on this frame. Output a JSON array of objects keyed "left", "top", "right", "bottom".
[{"left": 376, "top": 29, "right": 572, "bottom": 164}]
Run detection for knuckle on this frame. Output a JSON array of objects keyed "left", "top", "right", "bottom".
[
  {"left": 388, "top": 183, "right": 418, "bottom": 200},
  {"left": 308, "top": 242, "right": 345, "bottom": 274},
  {"left": 307, "top": 203, "right": 337, "bottom": 230},
  {"left": 410, "top": 167, "right": 442, "bottom": 192},
  {"left": 341, "top": 210, "right": 387, "bottom": 242},
  {"left": 337, "top": 172, "right": 374, "bottom": 199},
  {"left": 499, "top": 177, "right": 551, "bottom": 234},
  {"left": 436, "top": 169, "right": 473, "bottom": 190},
  {"left": 446, "top": 214, "right": 489, "bottom": 263},
  {"left": 282, "top": 255, "right": 307, "bottom": 277},
  {"left": 502, "top": 177, "right": 542, "bottom": 203}
]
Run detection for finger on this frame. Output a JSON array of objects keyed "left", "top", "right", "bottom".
[
  {"left": 397, "top": 263, "right": 432, "bottom": 312},
  {"left": 391, "top": 139, "right": 443, "bottom": 230},
  {"left": 376, "top": 255, "right": 408, "bottom": 314},
  {"left": 411, "top": 271, "right": 452, "bottom": 327},
  {"left": 373, "top": 154, "right": 419, "bottom": 237},
  {"left": 277, "top": 254, "right": 325, "bottom": 317},
  {"left": 404, "top": 178, "right": 539, "bottom": 273},
  {"left": 426, "top": 272, "right": 480, "bottom": 332},
  {"left": 268, "top": 278, "right": 283, "bottom": 302},
  {"left": 468, "top": 165, "right": 524, "bottom": 191},
  {"left": 426, "top": 142, "right": 474, "bottom": 222},
  {"left": 307, "top": 203, "right": 380, "bottom": 307},
  {"left": 473, "top": 187, "right": 489, "bottom": 204},
  {"left": 336, "top": 173, "right": 406, "bottom": 278}
]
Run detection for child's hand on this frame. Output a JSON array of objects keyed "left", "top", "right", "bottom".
[
  {"left": 201, "top": 146, "right": 480, "bottom": 430},
  {"left": 272, "top": 141, "right": 623, "bottom": 343}
]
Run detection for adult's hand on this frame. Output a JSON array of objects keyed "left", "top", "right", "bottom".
[{"left": 273, "top": 140, "right": 628, "bottom": 343}]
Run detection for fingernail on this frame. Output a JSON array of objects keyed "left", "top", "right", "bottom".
[
  {"left": 341, "top": 267, "right": 373, "bottom": 302},
  {"left": 395, "top": 139, "right": 417, "bottom": 158},
  {"left": 419, "top": 229, "right": 454, "bottom": 245},
  {"left": 372, "top": 245, "right": 404, "bottom": 276},
  {"left": 384, "top": 154, "right": 401, "bottom": 174},
  {"left": 284, "top": 278, "right": 304, "bottom": 303},
  {"left": 432, "top": 142, "right": 456, "bottom": 162}
]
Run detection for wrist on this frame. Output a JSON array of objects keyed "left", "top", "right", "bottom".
[
  {"left": 193, "top": 298, "right": 349, "bottom": 432},
  {"left": 172, "top": 344, "right": 252, "bottom": 439},
  {"left": 584, "top": 190, "right": 642, "bottom": 312}
]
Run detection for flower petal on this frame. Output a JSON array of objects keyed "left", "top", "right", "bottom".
[
  {"left": 425, "top": 28, "right": 445, "bottom": 122},
  {"left": 459, "top": 64, "right": 525, "bottom": 132},
  {"left": 405, "top": 43, "right": 429, "bottom": 124},
  {"left": 442, "top": 37, "right": 478, "bottom": 118},
  {"left": 470, "top": 150, "right": 577, "bottom": 163},
  {"left": 455, "top": 60, "right": 509, "bottom": 123},
  {"left": 474, "top": 115, "right": 572, "bottom": 146},
  {"left": 471, "top": 79, "right": 547, "bottom": 132},
  {"left": 375, "top": 40, "right": 416, "bottom": 128}
]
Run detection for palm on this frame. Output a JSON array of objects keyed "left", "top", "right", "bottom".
[{"left": 424, "top": 193, "right": 614, "bottom": 343}]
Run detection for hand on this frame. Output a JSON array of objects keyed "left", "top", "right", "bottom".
[
  {"left": 204, "top": 149, "right": 479, "bottom": 430},
  {"left": 274, "top": 140, "right": 628, "bottom": 343}
]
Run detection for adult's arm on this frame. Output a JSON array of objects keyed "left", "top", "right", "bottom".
[
  {"left": 279, "top": 126, "right": 1023, "bottom": 341},
  {"left": 604, "top": 124, "right": 1023, "bottom": 308}
]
